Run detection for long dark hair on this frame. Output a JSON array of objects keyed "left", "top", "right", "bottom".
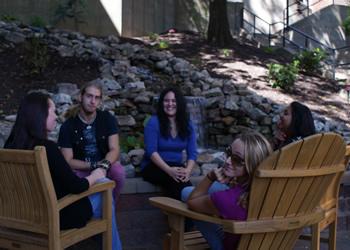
[
  {"left": 157, "top": 87, "right": 190, "bottom": 139},
  {"left": 288, "top": 101, "right": 315, "bottom": 138},
  {"left": 4, "top": 92, "right": 50, "bottom": 150}
]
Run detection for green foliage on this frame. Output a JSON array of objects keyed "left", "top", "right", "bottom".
[
  {"left": 120, "top": 133, "right": 144, "bottom": 153},
  {"left": 1, "top": 14, "right": 17, "bottom": 22},
  {"left": 263, "top": 46, "right": 277, "bottom": 54},
  {"left": 30, "top": 16, "right": 46, "bottom": 28},
  {"left": 24, "top": 36, "right": 50, "bottom": 75},
  {"left": 342, "top": 8, "right": 350, "bottom": 36},
  {"left": 220, "top": 48, "right": 231, "bottom": 57},
  {"left": 148, "top": 32, "right": 159, "bottom": 42},
  {"left": 295, "top": 48, "right": 326, "bottom": 74},
  {"left": 54, "top": 0, "right": 87, "bottom": 29},
  {"left": 268, "top": 60, "right": 299, "bottom": 90},
  {"left": 158, "top": 40, "right": 169, "bottom": 50}
]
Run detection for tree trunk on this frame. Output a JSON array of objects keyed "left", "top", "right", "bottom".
[{"left": 207, "top": 0, "right": 234, "bottom": 47}]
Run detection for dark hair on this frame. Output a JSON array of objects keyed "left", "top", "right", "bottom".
[
  {"left": 288, "top": 101, "right": 315, "bottom": 138},
  {"left": 157, "top": 87, "right": 190, "bottom": 139},
  {"left": 4, "top": 92, "right": 50, "bottom": 150}
]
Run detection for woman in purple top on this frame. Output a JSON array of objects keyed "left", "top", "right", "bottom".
[
  {"left": 141, "top": 87, "right": 198, "bottom": 200},
  {"left": 187, "top": 132, "right": 272, "bottom": 250}
]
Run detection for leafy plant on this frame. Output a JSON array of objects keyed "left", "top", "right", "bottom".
[
  {"left": 120, "top": 133, "right": 144, "bottom": 153},
  {"left": 148, "top": 32, "right": 159, "bottom": 42},
  {"left": 24, "top": 36, "right": 50, "bottom": 75},
  {"left": 268, "top": 60, "right": 299, "bottom": 90},
  {"left": 220, "top": 48, "right": 231, "bottom": 57},
  {"left": 343, "top": 8, "right": 350, "bottom": 36},
  {"left": 1, "top": 14, "right": 17, "bottom": 22},
  {"left": 30, "top": 16, "right": 46, "bottom": 28},
  {"left": 263, "top": 46, "right": 276, "bottom": 54},
  {"left": 295, "top": 48, "right": 326, "bottom": 74},
  {"left": 158, "top": 40, "right": 169, "bottom": 49},
  {"left": 54, "top": 0, "right": 87, "bottom": 30}
]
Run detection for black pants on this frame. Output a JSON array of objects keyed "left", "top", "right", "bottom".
[{"left": 141, "top": 162, "right": 192, "bottom": 200}]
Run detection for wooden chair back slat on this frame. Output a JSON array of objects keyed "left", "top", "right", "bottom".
[
  {"left": 0, "top": 147, "right": 57, "bottom": 235},
  {"left": 239, "top": 133, "right": 346, "bottom": 249}
]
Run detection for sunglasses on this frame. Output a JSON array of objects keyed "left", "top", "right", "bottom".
[{"left": 225, "top": 145, "right": 246, "bottom": 168}]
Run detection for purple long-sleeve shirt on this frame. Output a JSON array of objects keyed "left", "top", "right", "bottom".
[{"left": 211, "top": 185, "right": 248, "bottom": 249}]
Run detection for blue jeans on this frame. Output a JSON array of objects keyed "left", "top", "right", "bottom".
[
  {"left": 181, "top": 181, "right": 229, "bottom": 250},
  {"left": 89, "top": 178, "right": 122, "bottom": 250}
]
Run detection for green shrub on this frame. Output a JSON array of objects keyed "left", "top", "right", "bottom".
[
  {"left": 148, "top": 32, "right": 159, "bottom": 42},
  {"left": 24, "top": 37, "right": 50, "bottom": 75},
  {"left": 343, "top": 9, "right": 350, "bottom": 36},
  {"left": 263, "top": 46, "right": 276, "bottom": 54},
  {"left": 30, "top": 16, "right": 46, "bottom": 28},
  {"left": 158, "top": 40, "right": 169, "bottom": 49},
  {"left": 1, "top": 14, "right": 17, "bottom": 22},
  {"left": 268, "top": 60, "right": 299, "bottom": 90},
  {"left": 295, "top": 48, "right": 326, "bottom": 74},
  {"left": 220, "top": 48, "right": 231, "bottom": 57},
  {"left": 54, "top": 0, "right": 87, "bottom": 30},
  {"left": 120, "top": 133, "right": 144, "bottom": 153}
]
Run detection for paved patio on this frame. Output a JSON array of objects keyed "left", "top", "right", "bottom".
[{"left": 68, "top": 178, "right": 350, "bottom": 250}]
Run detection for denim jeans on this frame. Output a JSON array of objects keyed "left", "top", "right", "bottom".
[
  {"left": 181, "top": 181, "right": 229, "bottom": 250},
  {"left": 88, "top": 178, "right": 122, "bottom": 250}
]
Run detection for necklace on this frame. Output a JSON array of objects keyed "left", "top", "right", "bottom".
[{"left": 78, "top": 113, "right": 96, "bottom": 127}]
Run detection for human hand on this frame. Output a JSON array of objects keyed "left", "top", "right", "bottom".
[
  {"left": 167, "top": 167, "right": 186, "bottom": 182},
  {"left": 274, "top": 129, "right": 287, "bottom": 145},
  {"left": 178, "top": 167, "right": 192, "bottom": 182},
  {"left": 214, "top": 167, "right": 233, "bottom": 184},
  {"left": 91, "top": 167, "right": 107, "bottom": 179}
]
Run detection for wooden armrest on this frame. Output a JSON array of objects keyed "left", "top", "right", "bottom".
[
  {"left": 150, "top": 197, "right": 325, "bottom": 234},
  {"left": 149, "top": 197, "right": 233, "bottom": 227},
  {"left": 58, "top": 181, "right": 115, "bottom": 210}
]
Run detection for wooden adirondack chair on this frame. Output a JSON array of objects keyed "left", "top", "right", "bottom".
[
  {"left": 0, "top": 146, "right": 115, "bottom": 250},
  {"left": 150, "top": 133, "right": 346, "bottom": 250},
  {"left": 299, "top": 144, "right": 350, "bottom": 249}
]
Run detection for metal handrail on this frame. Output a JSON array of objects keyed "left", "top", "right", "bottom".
[
  {"left": 242, "top": 0, "right": 350, "bottom": 79},
  {"left": 243, "top": 8, "right": 284, "bottom": 46},
  {"left": 285, "top": 26, "right": 350, "bottom": 51}
]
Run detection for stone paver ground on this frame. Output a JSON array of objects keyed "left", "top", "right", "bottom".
[{"left": 68, "top": 192, "right": 350, "bottom": 250}]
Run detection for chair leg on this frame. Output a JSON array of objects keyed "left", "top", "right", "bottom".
[
  {"left": 311, "top": 223, "right": 320, "bottom": 250},
  {"left": 163, "top": 233, "right": 171, "bottom": 250},
  {"left": 329, "top": 220, "right": 337, "bottom": 250},
  {"left": 167, "top": 214, "right": 185, "bottom": 250}
]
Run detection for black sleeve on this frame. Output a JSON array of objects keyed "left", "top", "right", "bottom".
[
  {"left": 105, "top": 111, "right": 119, "bottom": 135},
  {"left": 57, "top": 120, "right": 73, "bottom": 148},
  {"left": 44, "top": 141, "right": 89, "bottom": 194}
]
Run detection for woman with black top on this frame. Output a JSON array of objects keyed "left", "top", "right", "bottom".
[
  {"left": 4, "top": 92, "right": 122, "bottom": 250},
  {"left": 274, "top": 101, "right": 316, "bottom": 149}
]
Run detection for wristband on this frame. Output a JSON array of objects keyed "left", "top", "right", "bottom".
[{"left": 97, "top": 159, "right": 111, "bottom": 171}]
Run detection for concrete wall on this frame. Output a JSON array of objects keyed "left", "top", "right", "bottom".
[
  {"left": 0, "top": 0, "right": 242, "bottom": 37},
  {"left": 290, "top": 5, "right": 350, "bottom": 48},
  {"left": 244, "top": 0, "right": 285, "bottom": 34},
  {"left": 121, "top": 0, "right": 175, "bottom": 37},
  {"left": 0, "top": 0, "right": 121, "bottom": 36}
]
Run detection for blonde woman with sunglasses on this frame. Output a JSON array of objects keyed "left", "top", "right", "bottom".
[{"left": 186, "top": 132, "right": 272, "bottom": 250}]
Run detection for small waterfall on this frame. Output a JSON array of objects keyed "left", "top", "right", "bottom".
[{"left": 185, "top": 96, "right": 207, "bottom": 148}]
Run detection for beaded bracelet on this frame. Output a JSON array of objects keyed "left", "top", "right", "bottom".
[{"left": 97, "top": 159, "right": 111, "bottom": 171}]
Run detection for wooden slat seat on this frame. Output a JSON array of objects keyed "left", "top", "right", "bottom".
[{"left": 150, "top": 133, "right": 347, "bottom": 250}]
